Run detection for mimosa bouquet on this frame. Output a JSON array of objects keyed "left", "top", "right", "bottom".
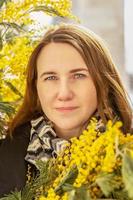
[{"left": 1, "top": 118, "right": 133, "bottom": 200}]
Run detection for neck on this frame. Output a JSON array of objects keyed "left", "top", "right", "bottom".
[{"left": 53, "top": 122, "right": 88, "bottom": 140}]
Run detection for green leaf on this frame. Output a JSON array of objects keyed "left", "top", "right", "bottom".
[
  {"left": 20, "top": 160, "right": 58, "bottom": 199},
  {"left": 75, "top": 187, "right": 91, "bottom": 200},
  {"left": 0, "top": 101, "right": 15, "bottom": 116},
  {"left": 96, "top": 173, "right": 119, "bottom": 197},
  {"left": 62, "top": 183, "right": 75, "bottom": 192},
  {"left": 0, "top": 22, "right": 25, "bottom": 33},
  {"left": 66, "top": 187, "right": 91, "bottom": 200},
  {"left": 122, "top": 150, "right": 133, "bottom": 198},
  {"left": 0, "top": 0, "right": 11, "bottom": 8},
  {"left": 4, "top": 81, "right": 23, "bottom": 98},
  {"left": 55, "top": 166, "right": 78, "bottom": 194},
  {"left": 0, "top": 0, "right": 6, "bottom": 8},
  {"left": 62, "top": 166, "right": 78, "bottom": 185},
  {"left": 0, "top": 191, "right": 21, "bottom": 200},
  {"left": 67, "top": 190, "right": 76, "bottom": 200},
  {"left": 62, "top": 183, "right": 91, "bottom": 200},
  {"left": 5, "top": 30, "right": 18, "bottom": 44},
  {"left": 0, "top": 35, "right": 3, "bottom": 50},
  {"left": 112, "top": 189, "right": 129, "bottom": 200}
]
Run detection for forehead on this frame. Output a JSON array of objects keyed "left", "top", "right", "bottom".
[{"left": 36, "top": 42, "right": 88, "bottom": 73}]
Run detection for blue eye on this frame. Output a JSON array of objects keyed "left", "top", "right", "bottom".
[
  {"left": 44, "top": 76, "right": 58, "bottom": 81},
  {"left": 73, "top": 73, "right": 86, "bottom": 79}
]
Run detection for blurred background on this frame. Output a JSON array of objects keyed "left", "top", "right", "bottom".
[{"left": 71, "top": 0, "right": 133, "bottom": 102}]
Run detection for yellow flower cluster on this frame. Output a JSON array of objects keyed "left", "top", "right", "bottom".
[
  {"left": 22, "top": 0, "right": 76, "bottom": 19},
  {"left": 39, "top": 190, "right": 68, "bottom": 200},
  {"left": 38, "top": 118, "right": 133, "bottom": 199},
  {"left": 0, "top": 1, "right": 32, "bottom": 25},
  {"left": 54, "top": 119, "right": 121, "bottom": 188},
  {"left": 0, "top": 36, "right": 35, "bottom": 101},
  {"left": 38, "top": 188, "right": 60, "bottom": 200},
  {"left": 0, "top": 0, "right": 76, "bottom": 25}
]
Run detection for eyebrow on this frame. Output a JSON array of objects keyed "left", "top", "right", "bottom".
[{"left": 40, "top": 68, "right": 89, "bottom": 78}]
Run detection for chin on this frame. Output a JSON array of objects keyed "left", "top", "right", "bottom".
[{"left": 54, "top": 120, "right": 82, "bottom": 130}]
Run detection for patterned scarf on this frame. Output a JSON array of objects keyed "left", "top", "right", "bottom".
[
  {"left": 25, "top": 116, "right": 69, "bottom": 168},
  {"left": 25, "top": 113, "right": 105, "bottom": 169}
]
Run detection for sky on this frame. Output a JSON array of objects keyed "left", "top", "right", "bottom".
[{"left": 30, "top": 12, "right": 53, "bottom": 28}]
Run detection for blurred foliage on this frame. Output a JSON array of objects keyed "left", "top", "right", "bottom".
[{"left": 0, "top": 0, "right": 77, "bottom": 137}]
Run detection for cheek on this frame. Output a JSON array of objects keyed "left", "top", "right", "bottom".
[
  {"left": 83, "top": 84, "right": 97, "bottom": 106},
  {"left": 37, "top": 85, "right": 53, "bottom": 110},
  {"left": 37, "top": 84, "right": 46, "bottom": 106}
]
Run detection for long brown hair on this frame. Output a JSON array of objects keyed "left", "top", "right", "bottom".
[{"left": 9, "top": 23, "right": 132, "bottom": 135}]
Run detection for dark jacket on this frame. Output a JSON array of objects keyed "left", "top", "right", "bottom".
[{"left": 0, "top": 122, "right": 31, "bottom": 198}]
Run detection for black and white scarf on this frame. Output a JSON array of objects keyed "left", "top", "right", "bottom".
[
  {"left": 25, "top": 113, "right": 106, "bottom": 169},
  {"left": 25, "top": 116, "right": 69, "bottom": 168}
]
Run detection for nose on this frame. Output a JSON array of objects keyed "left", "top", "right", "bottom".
[{"left": 57, "top": 79, "right": 74, "bottom": 101}]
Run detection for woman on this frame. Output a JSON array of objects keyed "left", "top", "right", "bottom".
[{"left": 0, "top": 23, "right": 132, "bottom": 197}]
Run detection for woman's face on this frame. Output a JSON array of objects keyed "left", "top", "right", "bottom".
[{"left": 36, "top": 42, "right": 97, "bottom": 139}]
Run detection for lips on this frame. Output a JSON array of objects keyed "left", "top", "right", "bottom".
[{"left": 55, "top": 106, "right": 78, "bottom": 112}]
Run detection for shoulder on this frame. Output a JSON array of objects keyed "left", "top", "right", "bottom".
[
  {"left": 12, "top": 121, "right": 31, "bottom": 138},
  {"left": 0, "top": 122, "right": 31, "bottom": 156},
  {"left": 0, "top": 122, "right": 31, "bottom": 197}
]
